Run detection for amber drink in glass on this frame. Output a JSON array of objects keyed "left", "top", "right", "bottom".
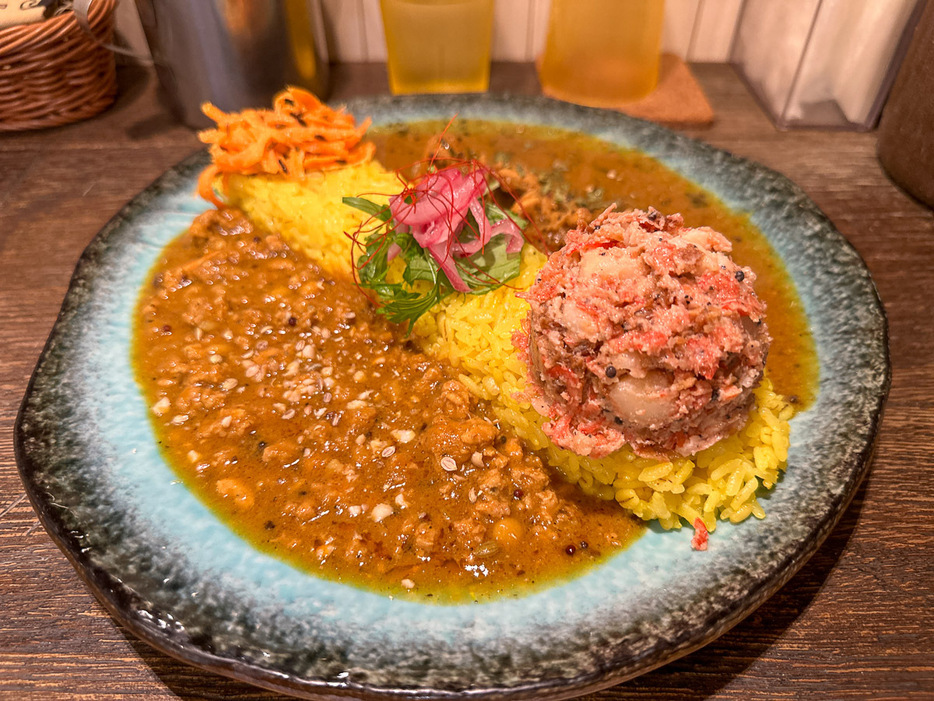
[
  {"left": 539, "top": 0, "right": 665, "bottom": 106},
  {"left": 380, "top": 0, "right": 494, "bottom": 94}
]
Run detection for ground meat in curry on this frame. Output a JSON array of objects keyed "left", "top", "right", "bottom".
[{"left": 135, "top": 208, "right": 639, "bottom": 602}]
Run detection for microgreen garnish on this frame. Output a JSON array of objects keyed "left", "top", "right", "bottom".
[{"left": 345, "top": 160, "right": 526, "bottom": 329}]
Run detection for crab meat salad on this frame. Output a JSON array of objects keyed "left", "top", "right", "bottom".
[{"left": 518, "top": 206, "right": 771, "bottom": 459}]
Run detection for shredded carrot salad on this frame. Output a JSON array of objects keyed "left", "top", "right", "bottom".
[{"left": 196, "top": 87, "right": 375, "bottom": 206}]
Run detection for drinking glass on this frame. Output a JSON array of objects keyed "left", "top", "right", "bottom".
[
  {"left": 538, "top": 0, "right": 665, "bottom": 107},
  {"left": 380, "top": 0, "right": 494, "bottom": 94}
]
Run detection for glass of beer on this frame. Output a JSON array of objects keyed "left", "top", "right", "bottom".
[
  {"left": 380, "top": 0, "right": 494, "bottom": 94},
  {"left": 538, "top": 0, "right": 665, "bottom": 107}
]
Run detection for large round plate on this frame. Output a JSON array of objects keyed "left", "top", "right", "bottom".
[{"left": 15, "top": 95, "right": 889, "bottom": 699}]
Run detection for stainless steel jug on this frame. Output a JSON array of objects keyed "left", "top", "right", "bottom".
[{"left": 134, "top": 0, "right": 330, "bottom": 128}]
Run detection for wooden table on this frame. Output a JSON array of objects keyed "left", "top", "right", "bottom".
[{"left": 2, "top": 63, "right": 932, "bottom": 700}]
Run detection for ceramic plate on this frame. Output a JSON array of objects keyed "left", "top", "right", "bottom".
[{"left": 15, "top": 95, "right": 889, "bottom": 700}]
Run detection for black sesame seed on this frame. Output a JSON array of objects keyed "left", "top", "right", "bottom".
[
  {"left": 605, "top": 365, "right": 617, "bottom": 378},
  {"left": 288, "top": 316, "right": 297, "bottom": 326},
  {"left": 735, "top": 270, "right": 745, "bottom": 282},
  {"left": 579, "top": 541, "right": 589, "bottom": 550},
  {"left": 565, "top": 544, "right": 577, "bottom": 556},
  {"left": 513, "top": 488, "right": 524, "bottom": 500}
]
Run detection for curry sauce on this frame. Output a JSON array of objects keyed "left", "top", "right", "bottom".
[
  {"left": 135, "top": 122, "right": 817, "bottom": 602},
  {"left": 135, "top": 209, "right": 640, "bottom": 602}
]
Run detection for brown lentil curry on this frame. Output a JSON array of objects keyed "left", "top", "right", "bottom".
[
  {"left": 136, "top": 208, "right": 639, "bottom": 602},
  {"left": 135, "top": 121, "right": 817, "bottom": 603}
]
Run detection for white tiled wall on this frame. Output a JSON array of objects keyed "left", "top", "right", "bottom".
[
  {"left": 688, "top": 0, "right": 744, "bottom": 62},
  {"left": 117, "top": 0, "right": 742, "bottom": 64},
  {"left": 662, "top": 0, "right": 701, "bottom": 57}
]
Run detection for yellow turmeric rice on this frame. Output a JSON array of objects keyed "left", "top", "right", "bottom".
[{"left": 221, "top": 165, "right": 794, "bottom": 534}]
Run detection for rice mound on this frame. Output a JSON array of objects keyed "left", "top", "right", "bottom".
[
  {"left": 226, "top": 171, "right": 794, "bottom": 533},
  {"left": 222, "top": 163, "right": 400, "bottom": 268},
  {"left": 410, "top": 261, "right": 793, "bottom": 533}
]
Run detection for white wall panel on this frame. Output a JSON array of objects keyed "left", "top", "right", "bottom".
[
  {"left": 493, "top": 0, "right": 533, "bottom": 61},
  {"left": 688, "top": 0, "right": 743, "bottom": 62},
  {"left": 360, "top": 0, "right": 388, "bottom": 60},
  {"left": 322, "top": 0, "right": 368, "bottom": 61},
  {"left": 662, "top": 0, "right": 701, "bottom": 57},
  {"left": 527, "top": 0, "right": 552, "bottom": 59}
]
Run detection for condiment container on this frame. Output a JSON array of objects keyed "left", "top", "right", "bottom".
[{"left": 134, "top": 0, "right": 330, "bottom": 129}]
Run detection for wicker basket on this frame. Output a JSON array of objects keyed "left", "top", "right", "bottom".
[{"left": 0, "top": 0, "right": 117, "bottom": 132}]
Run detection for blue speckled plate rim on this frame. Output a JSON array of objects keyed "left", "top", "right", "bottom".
[{"left": 14, "top": 93, "right": 890, "bottom": 700}]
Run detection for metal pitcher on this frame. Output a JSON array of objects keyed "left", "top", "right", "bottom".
[{"left": 134, "top": 0, "right": 330, "bottom": 128}]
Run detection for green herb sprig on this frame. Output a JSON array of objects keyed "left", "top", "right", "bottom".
[{"left": 344, "top": 195, "right": 525, "bottom": 329}]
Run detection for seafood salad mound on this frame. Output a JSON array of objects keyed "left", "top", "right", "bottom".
[{"left": 518, "top": 207, "right": 771, "bottom": 459}]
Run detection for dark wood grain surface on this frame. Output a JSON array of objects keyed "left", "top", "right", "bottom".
[{"left": 1, "top": 63, "right": 932, "bottom": 700}]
